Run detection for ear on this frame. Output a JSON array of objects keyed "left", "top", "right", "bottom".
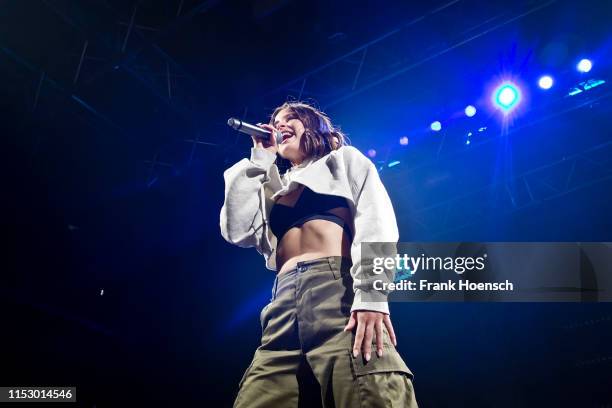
[{"left": 331, "top": 135, "right": 340, "bottom": 149}]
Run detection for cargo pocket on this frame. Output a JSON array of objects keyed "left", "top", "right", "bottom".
[
  {"left": 349, "top": 347, "right": 413, "bottom": 378},
  {"left": 349, "top": 347, "right": 416, "bottom": 407}
]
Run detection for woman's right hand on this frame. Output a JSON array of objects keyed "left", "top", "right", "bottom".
[{"left": 252, "top": 123, "right": 279, "bottom": 155}]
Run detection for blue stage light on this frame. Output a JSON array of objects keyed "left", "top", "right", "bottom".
[
  {"left": 538, "top": 75, "right": 554, "bottom": 89},
  {"left": 430, "top": 121, "right": 442, "bottom": 131},
  {"left": 577, "top": 59, "right": 592, "bottom": 73},
  {"left": 399, "top": 136, "right": 409, "bottom": 145},
  {"left": 568, "top": 79, "right": 606, "bottom": 96},
  {"left": 388, "top": 160, "right": 400, "bottom": 168},
  {"left": 494, "top": 83, "right": 520, "bottom": 112},
  {"left": 583, "top": 78, "right": 605, "bottom": 90},
  {"left": 367, "top": 149, "right": 376, "bottom": 158},
  {"left": 465, "top": 105, "right": 477, "bottom": 117}
]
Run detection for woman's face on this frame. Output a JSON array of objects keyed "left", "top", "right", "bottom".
[{"left": 273, "top": 108, "right": 307, "bottom": 165}]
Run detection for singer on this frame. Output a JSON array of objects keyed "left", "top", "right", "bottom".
[{"left": 220, "top": 101, "right": 417, "bottom": 407}]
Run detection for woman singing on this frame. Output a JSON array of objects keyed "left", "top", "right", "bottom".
[{"left": 220, "top": 101, "right": 417, "bottom": 407}]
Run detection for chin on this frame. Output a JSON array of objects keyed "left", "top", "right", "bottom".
[{"left": 279, "top": 146, "right": 297, "bottom": 160}]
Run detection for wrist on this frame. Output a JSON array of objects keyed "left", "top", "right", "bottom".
[
  {"left": 350, "top": 292, "right": 390, "bottom": 315},
  {"left": 250, "top": 147, "right": 277, "bottom": 168}
]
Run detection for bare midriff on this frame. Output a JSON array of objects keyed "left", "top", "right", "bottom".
[{"left": 275, "top": 185, "right": 353, "bottom": 275}]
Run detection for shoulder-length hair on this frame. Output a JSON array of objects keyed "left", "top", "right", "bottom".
[{"left": 269, "top": 101, "right": 351, "bottom": 173}]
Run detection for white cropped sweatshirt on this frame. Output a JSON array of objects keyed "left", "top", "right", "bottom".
[{"left": 220, "top": 145, "right": 399, "bottom": 314}]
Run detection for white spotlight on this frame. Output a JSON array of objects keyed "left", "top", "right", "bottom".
[
  {"left": 577, "top": 59, "right": 592, "bottom": 73},
  {"left": 538, "top": 75, "right": 554, "bottom": 89},
  {"left": 464, "top": 105, "right": 476, "bottom": 117}
]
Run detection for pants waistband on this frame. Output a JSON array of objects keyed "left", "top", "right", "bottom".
[{"left": 271, "top": 256, "right": 352, "bottom": 301}]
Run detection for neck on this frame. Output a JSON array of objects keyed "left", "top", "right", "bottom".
[{"left": 290, "top": 155, "right": 308, "bottom": 167}]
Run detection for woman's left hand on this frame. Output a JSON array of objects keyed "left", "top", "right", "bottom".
[{"left": 343, "top": 310, "right": 397, "bottom": 361}]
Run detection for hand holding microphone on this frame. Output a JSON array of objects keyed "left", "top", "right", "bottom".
[
  {"left": 227, "top": 118, "right": 282, "bottom": 155},
  {"left": 252, "top": 123, "right": 279, "bottom": 154}
]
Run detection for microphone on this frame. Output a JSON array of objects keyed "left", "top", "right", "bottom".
[{"left": 227, "top": 118, "right": 283, "bottom": 145}]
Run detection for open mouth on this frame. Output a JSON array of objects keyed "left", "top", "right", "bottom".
[{"left": 281, "top": 132, "right": 294, "bottom": 144}]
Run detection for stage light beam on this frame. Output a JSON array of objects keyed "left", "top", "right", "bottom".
[{"left": 431, "top": 121, "right": 442, "bottom": 132}]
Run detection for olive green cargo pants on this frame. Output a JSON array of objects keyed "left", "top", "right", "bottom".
[{"left": 234, "top": 256, "right": 417, "bottom": 408}]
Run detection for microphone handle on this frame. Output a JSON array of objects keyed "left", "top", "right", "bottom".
[{"left": 227, "top": 118, "right": 283, "bottom": 145}]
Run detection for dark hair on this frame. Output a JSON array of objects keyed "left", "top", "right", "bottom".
[{"left": 269, "top": 101, "right": 350, "bottom": 173}]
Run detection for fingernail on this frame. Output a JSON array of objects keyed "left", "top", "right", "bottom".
[
  {"left": 377, "top": 349, "right": 382, "bottom": 358},
  {"left": 365, "top": 352, "right": 371, "bottom": 361},
  {"left": 353, "top": 350, "right": 358, "bottom": 358}
]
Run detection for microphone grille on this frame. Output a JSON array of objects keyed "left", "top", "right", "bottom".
[{"left": 227, "top": 117, "right": 240, "bottom": 129}]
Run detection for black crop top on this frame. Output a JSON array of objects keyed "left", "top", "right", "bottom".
[{"left": 269, "top": 186, "right": 353, "bottom": 242}]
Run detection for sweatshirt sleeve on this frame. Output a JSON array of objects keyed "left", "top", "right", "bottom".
[
  {"left": 220, "top": 147, "right": 277, "bottom": 249},
  {"left": 343, "top": 147, "right": 399, "bottom": 315}
]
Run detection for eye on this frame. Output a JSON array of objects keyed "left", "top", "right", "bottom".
[{"left": 274, "top": 113, "right": 298, "bottom": 127}]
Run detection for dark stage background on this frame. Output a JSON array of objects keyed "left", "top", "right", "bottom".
[{"left": 2, "top": 0, "right": 612, "bottom": 406}]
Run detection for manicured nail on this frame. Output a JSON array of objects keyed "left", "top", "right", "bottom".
[
  {"left": 377, "top": 349, "right": 383, "bottom": 358},
  {"left": 353, "top": 350, "right": 358, "bottom": 358},
  {"left": 365, "top": 352, "right": 371, "bottom": 361}
]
